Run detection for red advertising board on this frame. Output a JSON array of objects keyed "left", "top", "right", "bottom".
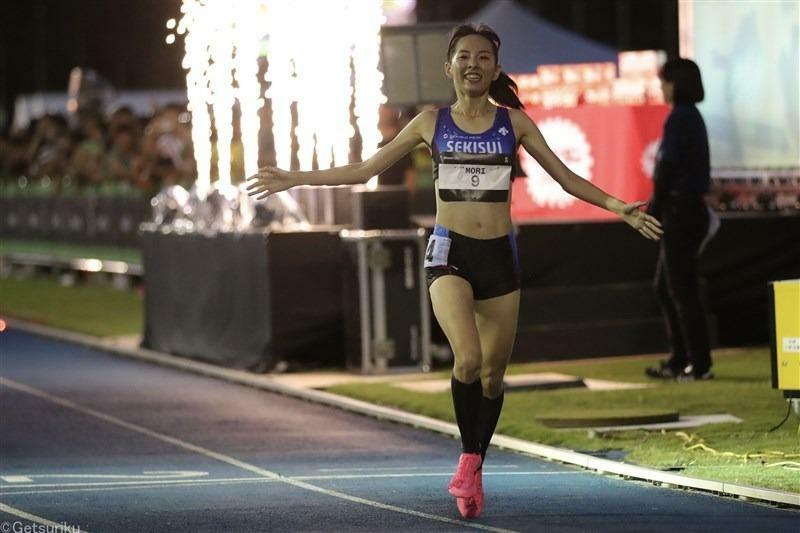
[{"left": 511, "top": 104, "right": 670, "bottom": 222}]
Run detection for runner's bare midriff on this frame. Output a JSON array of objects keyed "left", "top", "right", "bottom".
[{"left": 434, "top": 181, "right": 513, "bottom": 238}]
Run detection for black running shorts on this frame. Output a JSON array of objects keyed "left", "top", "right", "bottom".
[{"left": 423, "top": 223, "right": 521, "bottom": 300}]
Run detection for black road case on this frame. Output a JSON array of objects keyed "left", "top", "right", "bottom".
[{"left": 341, "top": 228, "right": 432, "bottom": 373}]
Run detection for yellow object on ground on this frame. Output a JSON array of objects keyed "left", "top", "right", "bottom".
[{"left": 770, "top": 279, "right": 800, "bottom": 395}]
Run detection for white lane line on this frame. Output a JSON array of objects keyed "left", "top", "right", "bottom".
[
  {"left": 0, "top": 478, "right": 276, "bottom": 497},
  {"left": 301, "top": 472, "right": 579, "bottom": 480},
  {"left": 317, "top": 465, "right": 521, "bottom": 472},
  {"left": 0, "top": 471, "right": 581, "bottom": 491},
  {"left": 0, "top": 376, "right": 518, "bottom": 533},
  {"left": 0, "top": 501, "right": 89, "bottom": 532},
  {"left": 1, "top": 471, "right": 207, "bottom": 483},
  {"left": 0, "top": 477, "right": 277, "bottom": 490}
]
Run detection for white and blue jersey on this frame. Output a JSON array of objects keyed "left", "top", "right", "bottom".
[{"left": 431, "top": 106, "right": 517, "bottom": 203}]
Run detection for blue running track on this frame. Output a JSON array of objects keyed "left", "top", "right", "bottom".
[{"left": 1, "top": 329, "right": 797, "bottom": 532}]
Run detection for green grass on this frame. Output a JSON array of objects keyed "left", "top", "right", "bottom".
[
  {"left": 328, "top": 351, "right": 800, "bottom": 493},
  {"left": 0, "top": 277, "right": 143, "bottom": 337},
  {"left": 0, "top": 239, "right": 141, "bottom": 264}
]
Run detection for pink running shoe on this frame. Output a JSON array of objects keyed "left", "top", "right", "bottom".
[
  {"left": 472, "top": 468, "right": 484, "bottom": 517},
  {"left": 448, "top": 453, "right": 481, "bottom": 497},
  {"left": 456, "top": 496, "right": 477, "bottom": 518},
  {"left": 456, "top": 469, "right": 483, "bottom": 518}
]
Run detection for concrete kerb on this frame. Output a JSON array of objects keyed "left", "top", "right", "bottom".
[{"left": 4, "top": 318, "right": 799, "bottom": 509}]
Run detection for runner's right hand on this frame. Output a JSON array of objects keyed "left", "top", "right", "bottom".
[{"left": 246, "top": 167, "right": 295, "bottom": 199}]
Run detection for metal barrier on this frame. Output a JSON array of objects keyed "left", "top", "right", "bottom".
[{"left": 0, "top": 193, "right": 150, "bottom": 248}]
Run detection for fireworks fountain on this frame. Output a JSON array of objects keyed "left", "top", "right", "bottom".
[{"left": 169, "top": 0, "right": 386, "bottom": 230}]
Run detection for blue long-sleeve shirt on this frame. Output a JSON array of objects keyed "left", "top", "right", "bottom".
[{"left": 650, "top": 103, "right": 710, "bottom": 217}]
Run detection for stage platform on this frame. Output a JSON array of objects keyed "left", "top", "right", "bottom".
[
  {"left": 136, "top": 211, "right": 797, "bottom": 370},
  {"left": 3, "top": 208, "right": 796, "bottom": 369}
]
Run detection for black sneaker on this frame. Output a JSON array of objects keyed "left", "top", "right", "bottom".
[
  {"left": 675, "top": 365, "right": 714, "bottom": 382},
  {"left": 644, "top": 360, "right": 682, "bottom": 379}
]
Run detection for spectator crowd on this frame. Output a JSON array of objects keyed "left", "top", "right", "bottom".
[
  {"left": 0, "top": 102, "right": 437, "bottom": 201},
  {"left": 4, "top": 103, "right": 791, "bottom": 210},
  {"left": 0, "top": 104, "right": 197, "bottom": 197}
]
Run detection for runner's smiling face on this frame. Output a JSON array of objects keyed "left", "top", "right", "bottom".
[{"left": 446, "top": 34, "right": 501, "bottom": 98}]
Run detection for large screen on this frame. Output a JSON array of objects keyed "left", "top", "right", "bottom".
[{"left": 685, "top": 0, "right": 799, "bottom": 169}]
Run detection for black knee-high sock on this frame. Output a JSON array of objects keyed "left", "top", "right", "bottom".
[
  {"left": 479, "top": 391, "right": 505, "bottom": 464},
  {"left": 451, "top": 376, "right": 482, "bottom": 454}
]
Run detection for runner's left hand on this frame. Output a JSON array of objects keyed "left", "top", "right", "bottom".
[{"left": 620, "top": 201, "right": 663, "bottom": 241}]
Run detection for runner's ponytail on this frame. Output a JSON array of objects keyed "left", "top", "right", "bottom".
[{"left": 490, "top": 71, "right": 524, "bottom": 110}]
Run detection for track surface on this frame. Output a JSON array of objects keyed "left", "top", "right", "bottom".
[{"left": 1, "top": 329, "right": 797, "bottom": 532}]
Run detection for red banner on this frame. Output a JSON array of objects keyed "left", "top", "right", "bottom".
[{"left": 511, "top": 104, "right": 670, "bottom": 222}]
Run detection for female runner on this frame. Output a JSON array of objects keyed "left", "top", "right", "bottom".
[{"left": 247, "top": 23, "right": 663, "bottom": 519}]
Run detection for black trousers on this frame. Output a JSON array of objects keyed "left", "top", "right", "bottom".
[{"left": 653, "top": 196, "right": 712, "bottom": 373}]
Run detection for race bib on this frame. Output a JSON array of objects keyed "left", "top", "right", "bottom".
[
  {"left": 437, "top": 164, "right": 511, "bottom": 191},
  {"left": 424, "top": 234, "right": 451, "bottom": 268}
]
